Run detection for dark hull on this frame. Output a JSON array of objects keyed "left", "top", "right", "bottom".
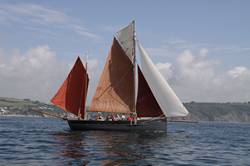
[{"left": 68, "top": 119, "right": 167, "bottom": 132}]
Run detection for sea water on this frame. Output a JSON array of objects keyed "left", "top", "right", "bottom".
[{"left": 0, "top": 116, "right": 249, "bottom": 166}]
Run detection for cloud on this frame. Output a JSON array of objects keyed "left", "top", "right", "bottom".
[
  {"left": 72, "top": 25, "right": 102, "bottom": 41},
  {"left": 228, "top": 66, "right": 248, "bottom": 78},
  {"left": 156, "top": 62, "right": 173, "bottom": 80},
  {"left": 150, "top": 48, "right": 250, "bottom": 102},
  {"left": 101, "top": 25, "right": 118, "bottom": 32},
  {"left": 147, "top": 39, "right": 250, "bottom": 63},
  {"left": 0, "top": 46, "right": 99, "bottom": 103},
  {"left": 144, "top": 38, "right": 250, "bottom": 102},
  {"left": 0, "top": 3, "right": 102, "bottom": 41},
  {"left": 0, "top": 3, "right": 68, "bottom": 25},
  {"left": 0, "top": 45, "right": 249, "bottom": 103},
  {"left": 199, "top": 48, "right": 208, "bottom": 57}
]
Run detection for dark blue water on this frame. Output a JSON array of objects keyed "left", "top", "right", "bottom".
[{"left": 0, "top": 117, "right": 249, "bottom": 166}]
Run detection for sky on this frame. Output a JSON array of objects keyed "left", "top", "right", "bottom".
[{"left": 0, "top": 0, "right": 250, "bottom": 103}]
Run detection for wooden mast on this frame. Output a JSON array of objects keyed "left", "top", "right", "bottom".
[
  {"left": 77, "top": 54, "right": 88, "bottom": 119},
  {"left": 84, "top": 53, "right": 88, "bottom": 120},
  {"left": 132, "top": 20, "right": 137, "bottom": 124},
  {"left": 77, "top": 56, "right": 83, "bottom": 119}
]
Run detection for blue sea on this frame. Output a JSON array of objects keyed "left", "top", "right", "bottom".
[{"left": 0, "top": 116, "right": 249, "bottom": 166}]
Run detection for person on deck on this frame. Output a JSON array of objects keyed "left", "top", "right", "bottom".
[
  {"left": 121, "top": 114, "right": 126, "bottom": 120},
  {"left": 111, "top": 114, "right": 116, "bottom": 121},
  {"left": 127, "top": 114, "right": 134, "bottom": 122},
  {"left": 115, "top": 114, "right": 121, "bottom": 121},
  {"left": 106, "top": 114, "right": 113, "bottom": 121},
  {"left": 96, "top": 113, "right": 104, "bottom": 121}
]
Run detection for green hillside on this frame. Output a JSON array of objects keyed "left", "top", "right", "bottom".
[
  {"left": 0, "top": 97, "right": 64, "bottom": 117},
  {"left": 0, "top": 97, "right": 250, "bottom": 122}
]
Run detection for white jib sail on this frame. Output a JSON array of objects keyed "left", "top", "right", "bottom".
[
  {"left": 115, "top": 21, "right": 135, "bottom": 62},
  {"left": 137, "top": 42, "right": 189, "bottom": 117}
]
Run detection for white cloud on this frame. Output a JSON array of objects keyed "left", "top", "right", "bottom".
[
  {"left": 0, "top": 3, "right": 68, "bottom": 25},
  {"left": 101, "top": 25, "right": 119, "bottom": 32},
  {"left": 199, "top": 48, "right": 208, "bottom": 57},
  {"left": 147, "top": 39, "right": 250, "bottom": 63},
  {"left": 145, "top": 39, "right": 250, "bottom": 101},
  {"left": 149, "top": 48, "right": 250, "bottom": 102},
  {"left": 228, "top": 66, "right": 248, "bottom": 78},
  {"left": 0, "top": 46, "right": 99, "bottom": 103},
  {"left": 177, "top": 50, "right": 194, "bottom": 65},
  {"left": 0, "top": 3, "right": 102, "bottom": 41},
  {"left": 71, "top": 25, "right": 102, "bottom": 41},
  {"left": 156, "top": 62, "right": 173, "bottom": 80},
  {"left": 0, "top": 45, "right": 249, "bottom": 103}
]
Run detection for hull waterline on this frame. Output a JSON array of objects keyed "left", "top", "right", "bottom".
[{"left": 67, "top": 119, "right": 167, "bottom": 132}]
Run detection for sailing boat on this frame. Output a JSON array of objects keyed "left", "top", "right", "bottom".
[{"left": 51, "top": 21, "right": 189, "bottom": 132}]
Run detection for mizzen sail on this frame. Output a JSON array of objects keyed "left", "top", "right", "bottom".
[
  {"left": 137, "top": 42, "right": 189, "bottom": 117},
  {"left": 51, "top": 57, "right": 89, "bottom": 118},
  {"left": 89, "top": 22, "right": 135, "bottom": 113}
]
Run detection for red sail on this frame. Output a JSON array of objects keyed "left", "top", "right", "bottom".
[
  {"left": 51, "top": 57, "right": 89, "bottom": 118},
  {"left": 136, "top": 67, "right": 164, "bottom": 117}
]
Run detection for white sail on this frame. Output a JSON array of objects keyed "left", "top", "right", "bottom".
[
  {"left": 115, "top": 21, "right": 135, "bottom": 62},
  {"left": 137, "top": 42, "right": 189, "bottom": 117}
]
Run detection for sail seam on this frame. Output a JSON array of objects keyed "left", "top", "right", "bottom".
[{"left": 93, "top": 66, "right": 133, "bottom": 100}]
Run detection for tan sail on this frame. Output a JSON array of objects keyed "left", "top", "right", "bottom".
[{"left": 89, "top": 38, "right": 134, "bottom": 113}]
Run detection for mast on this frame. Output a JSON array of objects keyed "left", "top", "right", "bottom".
[
  {"left": 84, "top": 53, "right": 88, "bottom": 119},
  {"left": 77, "top": 55, "right": 84, "bottom": 119},
  {"left": 132, "top": 20, "right": 137, "bottom": 124},
  {"left": 77, "top": 53, "right": 88, "bottom": 119}
]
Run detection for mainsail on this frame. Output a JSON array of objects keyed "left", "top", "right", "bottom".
[
  {"left": 51, "top": 57, "right": 89, "bottom": 118},
  {"left": 137, "top": 42, "right": 189, "bottom": 117},
  {"left": 89, "top": 22, "right": 136, "bottom": 113}
]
